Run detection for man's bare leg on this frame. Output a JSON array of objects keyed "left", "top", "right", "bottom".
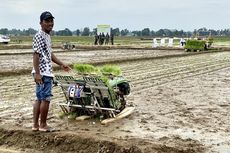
[
  {"left": 39, "top": 100, "right": 50, "bottom": 128},
  {"left": 33, "top": 100, "right": 41, "bottom": 129}
]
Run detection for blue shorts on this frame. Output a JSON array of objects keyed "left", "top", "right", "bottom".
[{"left": 35, "top": 76, "right": 53, "bottom": 101}]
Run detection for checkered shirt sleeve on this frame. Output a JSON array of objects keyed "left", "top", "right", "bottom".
[{"left": 33, "top": 34, "right": 46, "bottom": 54}]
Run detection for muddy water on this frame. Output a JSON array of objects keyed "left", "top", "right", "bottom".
[
  {"left": 1, "top": 50, "right": 230, "bottom": 152},
  {"left": 122, "top": 66, "right": 230, "bottom": 153},
  {"left": 0, "top": 49, "right": 185, "bottom": 74}
]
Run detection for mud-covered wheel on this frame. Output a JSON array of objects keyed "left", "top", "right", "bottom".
[{"left": 119, "top": 96, "right": 126, "bottom": 111}]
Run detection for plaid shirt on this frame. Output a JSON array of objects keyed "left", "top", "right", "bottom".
[{"left": 32, "top": 30, "right": 53, "bottom": 77}]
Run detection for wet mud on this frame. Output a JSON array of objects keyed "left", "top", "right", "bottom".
[{"left": 1, "top": 48, "right": 230, "bottom": 152}]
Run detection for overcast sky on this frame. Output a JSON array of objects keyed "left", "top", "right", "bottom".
[{"left": 0, "top": 0, "right": 229, "bottom": 31}]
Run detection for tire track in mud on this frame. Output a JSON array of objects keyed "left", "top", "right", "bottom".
[
  {"left": 123, "top": 58, "right": 224, "bottom": 80},
  {"left": 122, "top": 56, "right": 206, "bottom": 74},
  {"left": 118, "top": 52, "right": 230, "bottom": 93},
  {"left": 122, "top": 56, "right": 225, "bottom": 75},
  {"left": 132, "top": 63, "right": 230, "bottom": 93},
  {"left": 0, "top": 52, "right": 229, "bottom": 99},
  {"left": 130, "top": 60, "right": 229, "bottom": 84},
  {"left": 0, "top": 50, "right": 230, "bottom": 153},
  {"left": 1, "top": 52, "right": 229, "bottom": 120},
  {"left": 0, "top": 49, "right": 204, "bottom": 76},
  {"left": 0, "top": 52, "right": 229, "bottom": 107}
]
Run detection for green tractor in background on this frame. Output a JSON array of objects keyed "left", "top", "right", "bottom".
[{"left": 185, "top": 34, "right": 213, "bottom": 52}]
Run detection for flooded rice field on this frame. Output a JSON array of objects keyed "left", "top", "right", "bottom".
[{"left": 0, "top": 48, "right": 230, "bottom": 152}]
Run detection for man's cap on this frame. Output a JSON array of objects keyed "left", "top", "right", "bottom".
[{"left": 40, "top": 11, "right": 54, "bottom": 22}]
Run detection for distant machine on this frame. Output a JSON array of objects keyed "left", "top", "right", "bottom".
[{"left": 0, "top": 35, "right": 10, "bottom": 44}]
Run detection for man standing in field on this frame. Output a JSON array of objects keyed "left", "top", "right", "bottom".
[{"left": 32, "top": 11, "right": 71, "bottom": 132}]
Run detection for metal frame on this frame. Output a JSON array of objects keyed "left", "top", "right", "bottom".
[{"left": 55, "top": 75, "right": 121, "bottom": 117}]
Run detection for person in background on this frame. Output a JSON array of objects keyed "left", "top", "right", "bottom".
[
  {"left": 32, "top": 11, "right": 71, "bottom": 132},
  {"left": 110, "top": 33, "right": 114, "bottom": 45},
  {"left": 98, "top": 33, "right": 102, "bottom": 45},
  {"left": 101, "top": 32, "right": 105, "bottom": 45},
  {"left": 105, "top": 33, "right": 110, "bottom": 45},
  {"left": 94, "top": 33, "right": 99, "bottom": 45}
]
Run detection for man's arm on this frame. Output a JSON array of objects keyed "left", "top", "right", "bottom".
[
  {"left": 51, "top": 52, "right": 63, "bottom": 66},
  {"left": 51, "top": 52, "right": 71, "bottom": 71},
  {"left": 33, "top": 53, "right": 42, "bottom": 84}
]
